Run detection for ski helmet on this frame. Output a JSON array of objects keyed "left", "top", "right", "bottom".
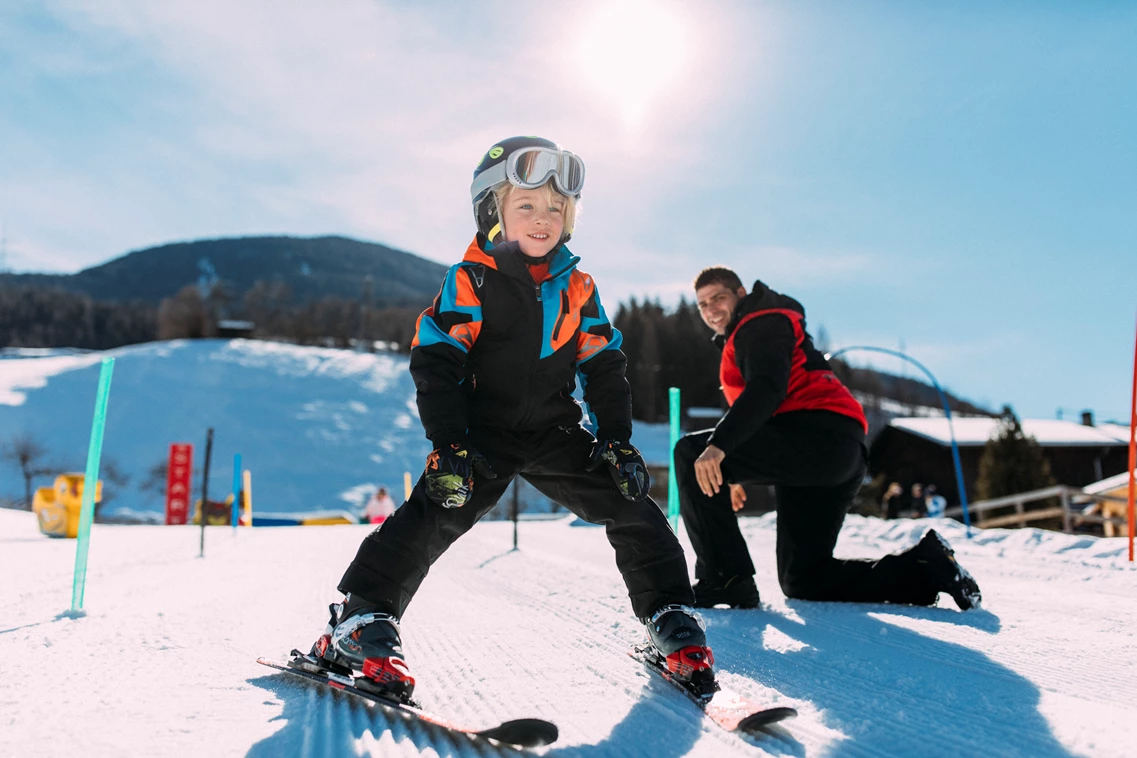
[{"left": 470, "top": 136, "right": 585, "bottom": 245}]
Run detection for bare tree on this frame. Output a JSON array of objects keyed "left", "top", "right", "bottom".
[
  {"left": 1, "top": 433, "right": 60, "bottom": 510},
  {"left": 94, "top": 457, "right": 131, "bottom": 520}
]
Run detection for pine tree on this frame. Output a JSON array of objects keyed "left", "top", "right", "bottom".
[{"left": 976, "top": 406, "right": 1056, "bottom": 500}]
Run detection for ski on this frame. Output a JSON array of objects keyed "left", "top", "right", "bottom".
[
  {"left": 257, "top": 653, "right": 559, "bottom": 748},
  {"left": 629, "top": 645, "right": 797, "bottom": 734}
]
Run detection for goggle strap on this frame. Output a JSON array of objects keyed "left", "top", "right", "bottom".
[{"left": 470, "top": 163, "right": 509, "bottom": 203}]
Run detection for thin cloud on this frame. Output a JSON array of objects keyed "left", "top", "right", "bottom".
[{"left": 5, "top": 0, "right": 737, "bottom": 271}]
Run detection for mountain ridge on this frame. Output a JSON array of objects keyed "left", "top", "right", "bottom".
[{"left": 0, "top": 235, "right": 448, "bottom": 306}]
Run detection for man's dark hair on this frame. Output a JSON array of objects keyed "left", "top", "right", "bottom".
[{"left": 693, "top": 266, "right": 743, "bottom": 292}]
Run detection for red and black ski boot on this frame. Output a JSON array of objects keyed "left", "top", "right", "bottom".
[
  {"left": 644, "top": 604, "right": 717, "bottom": 699},
  {"left": 304, "top": 594, "right": 415, "bottom": 701}
]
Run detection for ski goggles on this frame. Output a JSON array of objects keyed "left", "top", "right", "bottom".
[{"left": 470, "top": 146, "right": 586, "bottom": 202}]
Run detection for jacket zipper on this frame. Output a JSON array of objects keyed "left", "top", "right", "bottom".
[{"left": 551, "top": 290, "right": 569, "bottom": 343}]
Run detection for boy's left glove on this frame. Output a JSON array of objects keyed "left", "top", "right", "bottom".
[{"left": 586, "top": 438, "right": 650, "bottom": 502}]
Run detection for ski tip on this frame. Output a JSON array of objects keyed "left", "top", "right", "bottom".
[
  {"left": 478, "top": 718, "right": 559, "bottom": 748},
  {"left": 738, "top": 706, "right": 798, "bottom": 731}
]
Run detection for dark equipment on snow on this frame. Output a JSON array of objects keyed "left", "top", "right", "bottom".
[{"left": 258, "top": 655, "right": 559, "bottom": 748}]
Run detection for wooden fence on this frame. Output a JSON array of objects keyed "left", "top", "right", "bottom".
[{"left": 944, "top": 485, "right": 1131, "bottom": 533}]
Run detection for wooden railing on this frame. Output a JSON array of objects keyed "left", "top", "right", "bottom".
[{"left": 943, "top": 485, "right": 1131, "bottom": 533}]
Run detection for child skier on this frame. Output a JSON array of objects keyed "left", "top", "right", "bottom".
[{"left": 299, "top": 137, "right": 715, "bottom": 700}]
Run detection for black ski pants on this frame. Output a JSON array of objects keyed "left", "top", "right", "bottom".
[
  {"left": 675, "top": 419, "right": 934, "bottom": 605},
  {"left": 339, "top": 424, "right": 694, "bottom": 620}
]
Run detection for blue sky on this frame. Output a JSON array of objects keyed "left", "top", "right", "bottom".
[{"left": 1, "top": 0, "right": 1135, "bottom": 422}]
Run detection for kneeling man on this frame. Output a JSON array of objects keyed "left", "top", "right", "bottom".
[{"left": 676, "top": 266, "right": 980, "bottom": 611}]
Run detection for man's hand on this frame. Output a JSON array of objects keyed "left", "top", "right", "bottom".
[
  {"left": 693, "top": 444, "right": 726, "bottom": 497},
  {"left": 729, "top": 483, "right": 747, "bottom": 512}
]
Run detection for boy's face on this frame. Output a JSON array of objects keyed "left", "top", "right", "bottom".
[
  {"left": 695, "top": 282, "right": 746, "bottom": 335},
  {"left": 501, "top": 186, "right": 565, "bottom": 258}
]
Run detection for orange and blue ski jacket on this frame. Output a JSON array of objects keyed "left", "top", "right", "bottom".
[{"left": 410, "top": 235, "right": 631, "bottom": 445}]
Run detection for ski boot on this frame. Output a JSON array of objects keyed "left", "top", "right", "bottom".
[
  {"left": 911, "top": 530, "right": 982, "bottom": 610},
  {"left": 301, "top": 594, "right": 415, "bottom": 701},
  {"left": 644, "top": 604, "right": 717, "bottom": 698},
  {"left": 692, "top": 575, "right": 760, "bottom": 609}
]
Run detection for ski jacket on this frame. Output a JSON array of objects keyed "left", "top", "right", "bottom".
[
  {"left": 410, "top": 235, "right": 632, "bottom": 446},
  {"left": 709, "top": 280, "right": 867, "bottom": 455}
]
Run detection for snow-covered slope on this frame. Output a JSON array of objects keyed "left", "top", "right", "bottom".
[
  {"left": 0, "top": 340, "right": 429, "bottom": 518},
  {"left": 2, "top": 507, "right": 1135, "bottom": 757},
  {"left": 0, "top": 341, "right": 671, "bottom": 520}
]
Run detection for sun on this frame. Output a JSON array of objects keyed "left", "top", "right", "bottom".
[{"left": 575, "top": 0, "right": 688, "bottom": 128}]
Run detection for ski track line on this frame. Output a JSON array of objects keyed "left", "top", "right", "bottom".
[
  {"left": 446, "top": 533, "right": 827, "bottom": 756},
  {"left": 412, "top": 565, "right": 626, "bottom": 744},
  {"left": 285, "top": 665, "right": 518, "bottom": 758}
]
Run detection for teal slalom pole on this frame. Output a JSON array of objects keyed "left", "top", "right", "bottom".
[
  {"left": 71, "top": 357, "right": 115, "bottom": 614},
  {"left": 231, "top": 453, "right": 242, "bottom": 530},
  {"left": 667, "top": 387, "right": 681, "bottom": 533}
]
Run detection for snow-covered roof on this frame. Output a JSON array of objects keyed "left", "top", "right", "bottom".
[
  {"left": 1083, "top": 470, "right": 1136, "bottom": 495},
  {"left": 1097, "top": 423, "right": 1133, "bottom": 443},
  {"left": 889, "top": 417, "right": 1130, "bottom": 447}
]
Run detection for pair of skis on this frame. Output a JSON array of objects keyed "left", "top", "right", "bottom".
[{"left": 258, "top": 648, "right": 796, "bottom": 749}]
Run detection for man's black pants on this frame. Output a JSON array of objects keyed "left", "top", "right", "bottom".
[
  {"left": 675, "top": 416, "right": 934, "bottom": 604},
  {"left": 339, "top": 425, "right": 694, "bottom": 620}
]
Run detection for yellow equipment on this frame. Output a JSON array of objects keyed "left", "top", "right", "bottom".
[{"left": 33, "top": 474, "right": 102, "bottom": 539}]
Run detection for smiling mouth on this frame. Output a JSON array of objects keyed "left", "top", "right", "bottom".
[{"left": 529, "top": 233, "right": 549, "bottom": 240}]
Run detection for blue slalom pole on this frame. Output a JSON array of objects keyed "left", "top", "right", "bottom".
[
  {"left": 231, "top": 453, "right": 242, "bottom": 530},
  {"left": 827, "top": 345, "right": 972, "bottom": 537},
  {"left": 667, "top": 387, "right": 681, "bottom": 533},
  {"left": 71, "top": 357, "right": 115, "bottom": 614}
]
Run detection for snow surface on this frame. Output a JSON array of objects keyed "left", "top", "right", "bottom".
[
  {"left": 4, "top": 340, "right": 1137, "bottom": 757},
  {"left": 2, "top": 508, "right": 1136, "bottom": 757}
]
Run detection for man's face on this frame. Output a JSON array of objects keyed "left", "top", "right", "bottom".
[{"left": 695, "top": 282, "right": 745, "bottom": 336}]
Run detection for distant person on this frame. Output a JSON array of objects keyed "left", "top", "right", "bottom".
[
  {"left": 900, "top": 483, "right": 925, "bottom": 518},
  {"left": 674, "top": 266, "right": 982, "bottom": 612},
  {"left": 297, "top": 137, "right": 717, "bottom": 702},
  {"left": 882, "top": 482, "right": 904, "bottom": 519},
  {"left": 362, "top": 487, "right": 396, "bottom": 525},
  {"left": 924, "top": 485, "right": 947, "bottom": 519}
]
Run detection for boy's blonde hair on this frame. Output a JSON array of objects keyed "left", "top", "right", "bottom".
[{"left": 493, "top": 181, "right": 579, "bottom": 240}]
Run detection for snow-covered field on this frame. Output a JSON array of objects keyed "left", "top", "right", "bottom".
[
  {"left": 2, "top": 505, "right": 1135, "bottom": 757},
  {"left": 3, "top": 340, "right": 1136, "bottom": 757},
  {"left": 0, "top": 341, "right": 672, "bottom": 521}
]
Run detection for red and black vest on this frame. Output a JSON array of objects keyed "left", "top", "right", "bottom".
[{"left": 721, "top": 308, "right": 868, "bottom": 432}]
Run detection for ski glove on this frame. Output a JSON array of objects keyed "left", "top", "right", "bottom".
[
  {"left": 424, "top": 443, "right": 497, "bottom": 509},
  {"left": 586, "top": 438, "right": 650, "bottom": 502}
]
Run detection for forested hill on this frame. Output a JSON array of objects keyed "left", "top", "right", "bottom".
[{"left": 0, "top": 236, "right": 448, "bottom": 306}]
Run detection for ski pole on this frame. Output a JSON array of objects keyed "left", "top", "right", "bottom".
[{"left": 71, "top": 357, "right": 115, "bottom": 614}]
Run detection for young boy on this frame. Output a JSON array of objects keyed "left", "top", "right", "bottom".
[{"left": 299, "top": 137, "right": 715, "bottom": 700}]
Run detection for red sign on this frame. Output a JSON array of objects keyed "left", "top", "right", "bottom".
[{"left": 166, "top": 443, "right": 193, "bottom": 525}]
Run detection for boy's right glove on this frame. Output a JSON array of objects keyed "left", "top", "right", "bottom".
[
  {"left": 424, "top": 443, "right": 497, "bottom": 509},
  {"left": 586, "top": 438, "right": 650, "bottom": 502}
]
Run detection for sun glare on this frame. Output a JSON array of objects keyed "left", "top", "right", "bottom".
[{"left": 576, "top": 0, "right": 688, "bottom": 128}]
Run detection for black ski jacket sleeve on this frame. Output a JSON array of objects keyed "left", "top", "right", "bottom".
[
  {"left": 409, "top": 264, "right": 480, "bottom": 448},
  {"left": 707, "top": 313, "right": 796, "bottom": 455}
]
